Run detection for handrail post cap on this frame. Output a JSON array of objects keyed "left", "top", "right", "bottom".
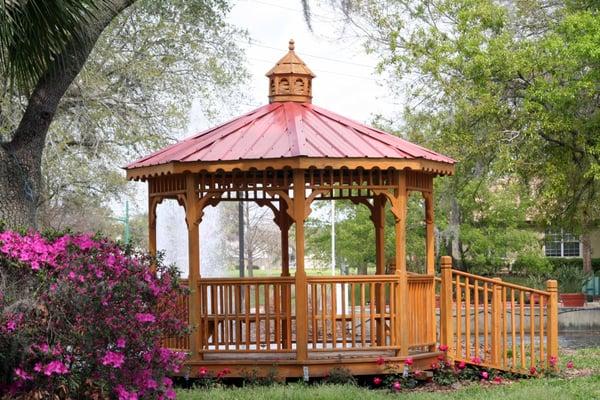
[
  {"left": 440, "top": 256, "right": 452, "bottom": 268},
  {"left": 546, "top": 280, "right": 558, "bottom": 291}
]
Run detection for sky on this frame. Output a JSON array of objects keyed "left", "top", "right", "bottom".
[{"left": 187, "top": 0, "right": 398, "bottom": 133}]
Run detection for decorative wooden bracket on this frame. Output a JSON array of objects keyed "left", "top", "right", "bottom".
[
  {"left": 180, "top": 191, "right": 222, "bottom": 228},
  {"left": 423, "top": 191, "right": 434, "bottom": 224},
  {"left": 371, "top": 188, "right": 402, "bottom": 221},
  {"left": 266, "top": 188, "right": 331, "bottom": 222},
  {"left": 149, "top": 196, "right": 165, "bottom": 229}
]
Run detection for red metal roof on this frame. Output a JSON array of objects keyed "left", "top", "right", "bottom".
[{"left": 126, "top": 102, "right": 455, "bottom": 170}]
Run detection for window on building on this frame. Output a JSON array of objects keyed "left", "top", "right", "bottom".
[{"left": 544, "top": 229, "right": 580, "bottom": 257}]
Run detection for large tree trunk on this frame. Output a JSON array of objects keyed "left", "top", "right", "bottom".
[
  {"left": 582, "top": 232, "right": 592, "bottom": 274},
  {"left": 0, "top": 0, "right": 134, "bottom": 229}
]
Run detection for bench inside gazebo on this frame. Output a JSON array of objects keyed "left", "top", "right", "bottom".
[{"left": 125, "top": 40, "right": 560, "bottom": 378}]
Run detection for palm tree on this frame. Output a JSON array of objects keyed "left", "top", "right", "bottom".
[{"left": 0, "top": 0, "right": 134, "bottom": 228}]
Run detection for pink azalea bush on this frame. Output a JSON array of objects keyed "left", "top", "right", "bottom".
[{"left": 0, "top": 230, "right": 187, "bottom": 399}]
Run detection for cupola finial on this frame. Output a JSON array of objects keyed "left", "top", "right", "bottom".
[{"left": 266, "top": 39, "right": 315, "bottom": 103}]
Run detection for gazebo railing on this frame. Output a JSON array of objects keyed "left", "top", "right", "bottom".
[{"left": 197, "top": 276, "right": 296, "bottom": 353}]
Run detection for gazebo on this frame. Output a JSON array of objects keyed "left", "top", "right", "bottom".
[{"left": 125, "top": 40, "right": 558, "bottom": 378}]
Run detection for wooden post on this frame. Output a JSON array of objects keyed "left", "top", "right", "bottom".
[
  {"left": 148, "top": 191, "right": 158, "bottom": 274},
  {"left": 424, "top": 190, "right": 436, "bottom": 351},
  {"left": 186, "top": 174, "right": 203, "bottom": 360},
  {"left": 279, "top": 199, "right": 291, "bottom": 349},
  {"left": 546, "top": 279, "right": 559, "bottom": 370},
  {"left": 373, "top": 195, "right": 386, "bottom": 345},
  {"left": 440, "top": 256, "right": 454, "bottom": 354},
  {"left": 491, "top": 278, "right": 503, "bottom": 366},
  {"left": 424, "top": 191, "right": 435, "bottom": 275},
  {"left": 393, "top": 171, "right": 409, "bottom": 356},
  {"left": 293, "top": 169, "right": 308, "bottom": 361}
]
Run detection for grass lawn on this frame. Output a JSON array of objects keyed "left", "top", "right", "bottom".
[{"left": 177, "top": 348, "right": 600, "bottom": 400}]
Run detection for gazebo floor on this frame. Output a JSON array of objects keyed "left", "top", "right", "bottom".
[{"left": 181, "top": 349, "right": 442, "bottom": 378}]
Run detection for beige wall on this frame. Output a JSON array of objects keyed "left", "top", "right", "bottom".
[{"left": 591, "top": 230, "right": 600, "bottom": 258}]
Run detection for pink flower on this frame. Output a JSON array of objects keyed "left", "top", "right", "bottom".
[
  {"left": 115, "top": 385, "right": 138, "bottom": 400},
  {"left": 375, "top": 356, "right": 385, "bottom": 366},
  {"left": 566, "top": 360, "right": 574, "bottom": 369},
  {"left": 14, "top": 368, "right": 32, "bottom": 381},
  {"left": 199, "top": 367, "right": 208, "bottom": 377},
  {"left": 439, "top": 344, "right": 448, "bottom": 352},
  {"left": 493, "top": 376, "right": 502, "bottom": 384},
  {"left": 404, "top": 357, "right": 414, "bottom": 366},
  {"left": 102, "top": 351, "right": 125, "bottom": 368},
  {"left": 391, "top": 381, "right": 401, "bottom": 391},
  {"left": 457, "top": 361, "right": 466, "bottom": 369},
  {"left": 135, "top": 313, "right": 156, "bottom": 323},
  {"left": 529, "top": 366, "right": 537, "bottom": 375},
  {"left": 33, "top": 363, "right": 43, "bottom": 373},
  {"left": 116, "top": 337, "right": 126, "bottom": 348},
  {"left": 470, "top": 356, "right": 482, "bottom": 364},
  {"left": 43, "top": 360, "right": 69, "bottom": 376},
  {"left": 373, "top": 376, "right": 382, "bottom": 385},
  {"left": 549, "top": 356, "right": 557, "bottom": 367},
  {"left": 5, "top": 319, "right": 16, "bottom": 332},
  {"left": 145, "top": 378, "right": 158, "bottom": 390},
  {"left": 481, "top": 371, "right": 489, "bottom": 380},
  {"left": 164, "top": 388, "right": 176, "bottom": 400}
]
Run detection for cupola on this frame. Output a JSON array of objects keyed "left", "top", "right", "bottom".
[{"left": 266, "top": 39, "right": 316, "bottom": 103}]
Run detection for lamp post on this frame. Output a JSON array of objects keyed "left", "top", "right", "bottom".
[{"left": 112, "top": 200, "right": 130, "bottom": 245}]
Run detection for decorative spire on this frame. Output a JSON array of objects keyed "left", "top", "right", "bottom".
[{"left": 266, "top": 39, "right": 315, "bottom": 103}]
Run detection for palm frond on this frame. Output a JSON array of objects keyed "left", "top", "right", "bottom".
[{"left": 0, "top": 0, "right": 111, "bottom": 92}]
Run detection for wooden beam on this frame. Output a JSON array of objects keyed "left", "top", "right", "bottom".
[
  {"left": 424, "top": 190, "right": 435, "bottom": 275},
  {"left": 372, "top": 195, "right": 386, "bottom": 346},
  {"left": 185, "top": 174, "right": 203, "bottom": 360},
  {"left": 293, "top": 169, "right": 308, "bottom": 361},
  {"left": 546, "top": 279, "right": 559, "bottom": 370},
  {"left": 393, "top": 170, "right": 409, "bottom": 356},
  {"left": 440, "top": 256, "right": 454, "bottom": 354}
]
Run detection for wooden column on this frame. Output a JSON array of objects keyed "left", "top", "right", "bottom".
[
  {"left": 546, "top": 279, "right": 559, "bottom": 370},
  {"left": 424, "top": 191, "right": 435, "bottom": 275},
  {"left": 373, "top": 195, "right": 386, "bottom": 345},
  {"left": 185, "top": 174, "right": 203, "bottom": 360},
  {"left": 440, "top": 256, "right": 454, "bottom": 353},
  {"left": 148, "top": 190, "right": 158, "bottom": 274},
  {"left": 393, "top": 170, "right": 409, "bottom": 356},
  {"left": 279, "top": 199, "right": 292, "bottom": 349},
  {"left": 292, "top": 169, "right": 308, "bottom": 361},
  {"left": 424, "top": 190, "right": 436, "bottom": 351},
  {"left": 491, "top": 278, "right": 503, "bottom": 365}
]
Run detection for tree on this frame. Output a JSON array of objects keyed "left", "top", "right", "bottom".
[
  {"left": 218, "top": 202, "right": 281, "bottom": 277},
  {"left": 334, "top": 0, "right": 600, "bottom": 272},
  {"left": 0, "top": 0, "right": 246, "bottom": 229}
]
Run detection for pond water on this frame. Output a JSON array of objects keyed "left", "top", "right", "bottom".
[{"left": 559, "top": 330, "right": 600, "bottom": 349}]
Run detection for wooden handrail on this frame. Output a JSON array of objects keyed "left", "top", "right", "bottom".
[
  {"left": 450, "top": 270, "right": 551, "bottom": 296},
  {"left": 306, "top": 274, "right": 399, "bottom": 283},
  {"left": 197, "top": 276, "right": 295, "bottom": 285}
]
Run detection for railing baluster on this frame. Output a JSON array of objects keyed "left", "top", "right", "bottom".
[
  {"left": 511, "top": 289, "right": 516, "bottom": 369},
  {"left": 539, "top": 295, "right": 545, "bottom": 364},
  {"left": 224, "top": 285, "right": 229, "bottom": 350},
  {"left": 530, "top": 291, "right": 535, "bottom": 368},
  {"left": 332, "top": 282, "right": 338, "bottom": 349},
  {"left": 275, "top": 283, "right": 281, "bottom": 350},
  {"left": 370, "top": 282, "right": 376, "bottom": 346},
  {"left": 520, "top": 290, "right": 525, "bottom": 369},
  {"left": 245, "top": 284, "right": 251, "bottom": 350},
  {"left": 310, "top": 283, "right": 317, "bottom": 348},
  {"left": 484, "top": 282, "right": 489, "bottom": 359},
  {"left": 360, "top": 283, "right": 366, "bottom": 347},
  {"left": 341, "top": 283, "right": 347, "bottom": 348},
  {"left": 255, "top": 283, "right": 260, "bottom": 350},
  {"left": 235, "top": 285, "right": 242, "bottom": 350},
  {"left": 502, "top": 286, "right": 507, "bottom": 368},
  {"left": 465, "top": 276, "right": 471, "bottom": 360},
  {"left": 321, "top": 284, "right": 327, "bottom": 348},
  {"left": 455, "top": 275, "right": 462, "bottom": 358},
  {"left": 265, "top": 283, "right": 271, "bottom": 350},
  {"left": 474, "top": 280, "right": 479, "bottom": 359},
  {"left": 351, "top": 282, "right": 356, "bottom": 348}
]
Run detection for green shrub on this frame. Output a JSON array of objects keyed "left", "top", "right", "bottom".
[
  {"left": 546, "top": 258, "right": 600, "bottom": 273},
  {"left": 512, "top": 253, "right": 553, "bottom": 276},
  {"left": 554, "top": 265, "right": 592, "bottom": 293}
]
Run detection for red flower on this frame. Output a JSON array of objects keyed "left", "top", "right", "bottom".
[
  {"left": 457, "top": 361, "right": 466, "bottom": 370},
  {"left": 437, "top": 354, "right": 445, "bottom": 361},
  {"left": 566, "top": 360, "right": 574, "bottom": 369},
  {"left": 470, "top": 356, "right": 482, "bottom": 365},
  {"left": 493, "top": 376, "right": 502, "bottom": 384},
  {"left": 529, "top": 366, "right": 537, "bottom": 375},
  {"left": 375, "top": 356, "right": 386, "bottom": 366},
  {"left": 391, "top": 381, "right": 401, "bottom": 391},
  {"left": 549, "top": 356, "right": 557, "bottom": 367},
  {"left": 404, "top": 357, "right": 414, "bottom": 366},
  {"left": 439, "top": 344, "right": 449, "bottom": 352},
  {"left": 198, "top": 367, "right": 208, "bottom": 377},
  {"left": 373, "top": 376, "right": 382, "bottom": 385}
]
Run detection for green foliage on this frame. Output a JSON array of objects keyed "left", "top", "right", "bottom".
[
  {"left": 344, "top": 0, "right": 600, "bottom": 271},
  {"left": 512, "top": 253, "right": 553, "bottom": 276},
  {"left": 554, "top": 264, "right": 592, "bottom": 293},
  {"left": 325, "top": 367, "right": 357, "bottom": 385}
]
